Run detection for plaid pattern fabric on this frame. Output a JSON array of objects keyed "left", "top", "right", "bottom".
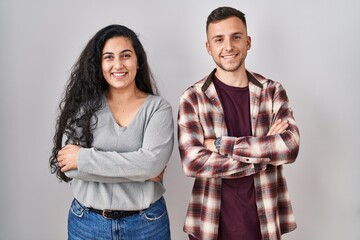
[{"left": 178, "top": 69, "right": 300, "bottom": 240}]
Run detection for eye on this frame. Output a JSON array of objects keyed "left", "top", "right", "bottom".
[
  {"left": 214, "top": 38, "right": 223, "bottom": 43},
  {"left": 234, "top": 35, "right": 242, "bottom": 40},
  {"left": 103, "top": 55, "right": 113, "bottom": 60},
  {"left": 121, "top": 53, "right": 132, "bottom": 60}
]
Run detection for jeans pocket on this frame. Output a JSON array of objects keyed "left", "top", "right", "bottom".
[
  {"left": 142, "top": 197, "right": 167, "bottom": 221},
  {"left": 70, "top": 199, "right": 86, "bottom": 218}
]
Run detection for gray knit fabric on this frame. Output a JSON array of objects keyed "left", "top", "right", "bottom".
[{"left": 64, "top": 94, "right": 174, "bottom": 210}]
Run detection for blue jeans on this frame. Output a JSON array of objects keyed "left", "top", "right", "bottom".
[{"left": 68, "top": 197, "right": 170, "bottom": 240}]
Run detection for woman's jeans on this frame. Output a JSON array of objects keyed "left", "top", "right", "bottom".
[{"left": 68, "top": 197, "right": 170, "bottom": 240}]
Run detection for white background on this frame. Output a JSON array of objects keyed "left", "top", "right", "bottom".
[{"left": 1, "top": 0, "right": 359, "bottom": 239}]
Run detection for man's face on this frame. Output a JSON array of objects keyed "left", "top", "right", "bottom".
[{"left": 206, "top": 16, "right": 251, "bottom": 73}]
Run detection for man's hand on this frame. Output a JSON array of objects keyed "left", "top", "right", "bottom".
[
  {"left": 204, "top": 139, "right": 217, "bottom": 152},
  {"left": 57, "top": 144, "right": 81, "bottom": 172},
  {"left": 267, "top": 119, "right": 288, "bottom": 136}
]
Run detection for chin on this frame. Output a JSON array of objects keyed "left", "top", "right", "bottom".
[{"left": 219, "top": 65, "right": 242, "bottom": 72}]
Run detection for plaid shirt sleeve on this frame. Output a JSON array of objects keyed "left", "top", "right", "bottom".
[
  {"left": 219, "top": 81, "right": 300, "bottom": 166},
  {"left": 178, "top": 82, "right": 263, "bottom": 178}
]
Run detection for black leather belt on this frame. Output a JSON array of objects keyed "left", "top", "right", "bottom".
[{"left": 89, "top": 208, "right": 141, "bottom": 219}]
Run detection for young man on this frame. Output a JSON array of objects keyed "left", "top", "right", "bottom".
[{"left": 178, "top": 7, "right": 300, "bottom": 240}]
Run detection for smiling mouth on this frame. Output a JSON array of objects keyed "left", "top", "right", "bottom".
[
  {"left": 222, "top": 54, "right": 238, "bottom": 59},
  {"left": 112, "top": 72, "right": 127, "bottom": 77}
]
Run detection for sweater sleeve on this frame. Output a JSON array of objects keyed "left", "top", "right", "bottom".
[
  {"left": 61, "top": 127, "right": 134, "bottom": 183},
  {"left": 77, "top": 101, "right": 174, "bottom": 181},
  {"left": 64, "top": 170, "right": 133, "bottom": 183}
]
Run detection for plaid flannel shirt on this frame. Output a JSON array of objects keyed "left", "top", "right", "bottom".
[{"left": 178, "top": 69, "right": 300, "bottom": 240}]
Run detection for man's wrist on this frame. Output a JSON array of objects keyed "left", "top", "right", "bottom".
[{"left": 214, "top": 137, "right": 221, "bottom": 153}]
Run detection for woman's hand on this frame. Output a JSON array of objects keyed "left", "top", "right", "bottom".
[
  {"left": 57, "top": 144, "right": 81, "bottom": 172},
  {"left": 150, "top": 167, "right": 166, "bottom": 182}
]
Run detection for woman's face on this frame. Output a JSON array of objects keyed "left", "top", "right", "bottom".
[{"left": 101, "top": 36, "right": 138, "bottom": 92}]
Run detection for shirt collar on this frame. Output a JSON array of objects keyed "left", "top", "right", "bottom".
[{"left": 201, "top": 69, "right": 263, "bottom": 92}]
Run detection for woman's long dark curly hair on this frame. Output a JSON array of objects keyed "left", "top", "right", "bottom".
[{"left": 49, "top": 24, "right": 157, "bottom": 182}]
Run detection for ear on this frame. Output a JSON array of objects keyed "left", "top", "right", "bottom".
[
  {"left": 247, "top": 36, "right": 252, "bottom": 50},
  {"left": 206, "top": 41, "right": 211, "bottom": 55}
]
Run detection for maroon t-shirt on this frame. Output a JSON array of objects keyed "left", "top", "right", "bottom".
[{"left": 214, "top": 76, "right": 261, "bottom": 240}]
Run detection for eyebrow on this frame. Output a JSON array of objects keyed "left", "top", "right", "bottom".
[
  {"left": 211, "top": 32, "right": 244, "bottom": 40},
  {"left": 102, "top": 49, "right": 133, "bottom": 55}
]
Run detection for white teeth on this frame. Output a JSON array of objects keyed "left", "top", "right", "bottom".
[
  {"left": 113, "top": 73, "right": 126, "bottom": 77},
  {"left": 223, "top": 55, "right": 236, "bottom": 59}
]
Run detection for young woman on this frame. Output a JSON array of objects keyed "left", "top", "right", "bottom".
[{"left": 49, "top": 24, "right": 173, "bottom": 239}]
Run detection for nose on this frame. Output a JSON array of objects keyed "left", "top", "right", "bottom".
[
  {"left": 224, "top": 38, "right": 233, "bottom": 51},
  {"left": 114, "top": 58, "right": 123, "bottom": 70}
]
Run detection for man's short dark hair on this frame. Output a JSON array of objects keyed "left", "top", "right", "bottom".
[{"left": 206, "top": 6, "right": 247, "bottom": 32}]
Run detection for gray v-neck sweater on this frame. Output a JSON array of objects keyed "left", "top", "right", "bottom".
[{"left": 64, "top": 94, "right": 174, "bottom": 210}]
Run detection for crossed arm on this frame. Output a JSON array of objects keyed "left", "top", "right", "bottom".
[
  {"left": 178, "top": 83, "right": 300, "bottom": 178},
  {"left": 57, "top": 103, "right": 174, "bottom": 183},
  {"left": 204, "top": 119, "right": 289, "bottom": 152},
  {"left": 57, "top": 147, "right": 166, "bottom": 183}
]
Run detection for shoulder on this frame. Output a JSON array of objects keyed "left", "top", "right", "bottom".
[
  {"left": 144, "top": 95, "right": 173, "bottom": 113},
  {"left": 180, "top": 74, "right": 209, "bottom": 99},
  {"left": 140, "top": 95, "right": 173, "bottom": 125},
  {"left": 248, "top": 70, "right": 285, "bottom": 90}
]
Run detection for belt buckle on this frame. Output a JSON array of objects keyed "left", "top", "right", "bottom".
[{"left": 102, "top": 210, "right": 113, "bottom": 219}]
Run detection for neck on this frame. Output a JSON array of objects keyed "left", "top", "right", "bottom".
[
  {"left": 106, "top": 87, "right": 143, "bottom": 104},
  {"left": 215, "top": 67, "right": 248, "bottom": 87}
]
